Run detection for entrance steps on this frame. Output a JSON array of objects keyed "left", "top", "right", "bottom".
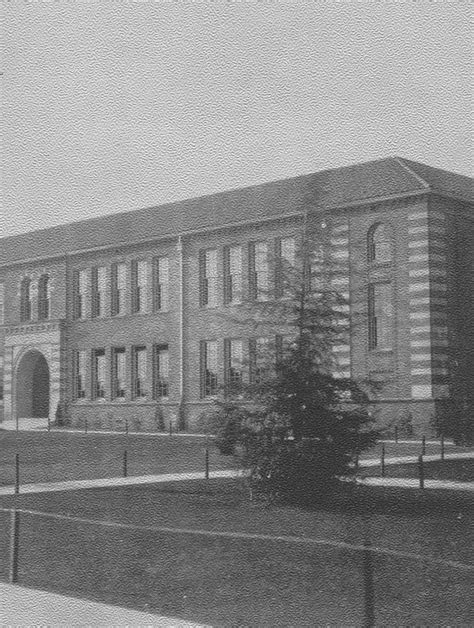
[{"left": 0, "top": 417, "right": 49, "bottom": 431}]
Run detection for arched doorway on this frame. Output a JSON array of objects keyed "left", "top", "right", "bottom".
[{"left": 15, "top": 350, "right": 50, "bottom": 418}]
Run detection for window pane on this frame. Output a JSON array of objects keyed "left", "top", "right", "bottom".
[
  {"left": 113, "top": 349, "right": 126, "bottom": 398},
  {"left": 133, "top": 347, "right": 147, "bottom": 397}
]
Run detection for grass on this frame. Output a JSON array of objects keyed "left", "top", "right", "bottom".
[
  {"left": 361, "top": 457, "right": 474, "bottom": 482},
  {"left": 0, "top": 431, "right": 238, "bottom": 487},
  {"left": 0, "top": 479, "right": 473, "bottom": 626}
]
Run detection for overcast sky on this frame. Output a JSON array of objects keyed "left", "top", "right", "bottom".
[{"left": 2, "top": 1, "right": 472, "bottom": 239}]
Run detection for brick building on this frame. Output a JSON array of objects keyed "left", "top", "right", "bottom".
[{"left": 0, "top": 157, "right": 472, "bottom": 435}]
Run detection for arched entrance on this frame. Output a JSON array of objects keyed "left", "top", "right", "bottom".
[{"left": 15, "top": 350, "right": 50, "bottom": 418}]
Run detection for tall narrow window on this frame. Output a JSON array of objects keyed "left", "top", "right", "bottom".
[
  {"left": 0, "top": 283, "right": 5, "bottom": 325},
  {"left": 368, "top": 283, "right": 393, "bottom": 350},
  {"left": 200, "top": 340, "right": 218, "bottom": 397},
  {"left": 74, "top": 350, "right": 87, "bottom": 399},
  {"left": 223, "top": 246, "right": 242, "bottom": 305},
  {"left": 249, "top": 337, "right": 270, "bottom": 384},
  {"left": 249, "top": 242, "right": 269, "bottom": 301},
  {"left": 37, "top": 274, "right": 50, "bottom": 320},
  {"left": 20, "top": 277, "right": 32, "bottom": 322},
  {"left": 132, "top": 346, "right": 147, "bottom": 398},
  {"left": 199, "top": 249, "right": 218, "bottom": 307},
  {"left": 73, "top": 269, "right": 88, "bottom": 319},
  {"left": 112, "top": 348, "right": 126, "bottom": 399},
  {"left": 91, "top": 267, "right": 107, "bottom": 318},
  {"left": 131, "top": 260, "right": 148, "bottom": 313},
  {"left": 224, "top": 339, "right": 243, "bottom": 390},
  {"left": 153, "top": 257, "right": 169, "bottom": 312},
  {"left": 368, "top": 224, "right": 392, "bottom": 263},
  {"left": 111, "top": 262, "right": 126, "bottom": 316},
  {"left": 153, "top": 344, "right": 169, "bottom": 398},
  {"left": 92, "top": 349, "right": 106, "bottom": 399},
  {"left": 275, "top": 236, "right": 296, "bottom": 297}
]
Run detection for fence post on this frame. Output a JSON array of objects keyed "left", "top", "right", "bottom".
[
  {"left": 85, "top": 419, "right": 88, "bottom": 434},
  {"left": 9, "top": 509, "right": 20, "bottom": 584},
  {"left": 421, "top": 435, "right": 426, "bottom": 456},
  {"left": 440, "top": 435, "right": 445, "bottom": 461},
  {"left": 381, "top": 443, "right": 385, "bottom": 478},
  {"left": 394, "top": 426, "right": 398, "bottom": 444},
  {"left": 15, "top": 453, "right": 20, "bottom": 495},
  {"left": 169, "top": 421, "right": 172, "bottom": 436},
  {"left": 205, "top": 447, "right": 210, "bottom": 480},
  {"left": 123, "top": 450, "right": 128, "bottom": 478},
  {"left": 418, "top": 455, "right": 424, "bottom": 489}
]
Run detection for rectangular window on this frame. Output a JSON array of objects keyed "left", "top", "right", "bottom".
[
  {"left": 73, "top": 269, "right": 88, "bottom": 319},
  {"left": 131, "top": 260, "right": 148, "bottom": 313},
  {"left": 153, "top": 344, "right": 169, "bottom": 398},
  {"left": 249, "top": 337, "right": 270, "bottom": 384},
  {"left": 223, "top": 246, "right": 242, "bottom": 305},
  {"left": 199, "top": 249, "right": 218, "bottom": 307},
  {"left": 92, "top": 349, "right": 106, "bottom": 399},
  {"left": 74, "top": 350, "right": 87, "bottom": 399},
  {"left": 153, "top": 257, "right": 169, "bottom": 312},
  {"left": 368, "top": 283, "right": 393, "bottom": 350},
  {"left": 0, "top": 283, "right": 4, "bottom": 325},
  {"left": 275, "top": 236, "right": 296, "bottom": 297},
  {"left": 224, "top": 338, "right": 243, "bottom": 390},
  {"left": 111, "top": 348, "right": 126, "bottom": 399},
  {"left": 132, "top": 346, "right": 147, "bottom": 398},
  {"left": 111, "top": 263, "right": 126, "bottom": 316},
  {"left": 200, "top": 340, "right": 218, "bottom": 397},
  {"left": 249, "top": 242, "right": 269, "bottom": 301},
  {"left": 91, "top": 266, "right": 107, "bottom": 318}
]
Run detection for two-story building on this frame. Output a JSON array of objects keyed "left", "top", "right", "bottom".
[{"left": 0, "top": 157, "right": 472, "bottom": 434}]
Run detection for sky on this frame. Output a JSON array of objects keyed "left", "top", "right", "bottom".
[{"left": 1, "top": 1, "right": 472, "bottom": 238}]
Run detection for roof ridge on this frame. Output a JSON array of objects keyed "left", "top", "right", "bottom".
[{"left": 392, "top": 156, "right": 431, "bottom": 190}]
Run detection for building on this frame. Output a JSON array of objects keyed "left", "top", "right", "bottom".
[{"left": 0, "top": 157, "right": 472, "bottom": 435}]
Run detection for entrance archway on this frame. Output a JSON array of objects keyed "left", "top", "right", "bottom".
[{"left": 15, "top": 350, "right": 50, "bottom": 418}]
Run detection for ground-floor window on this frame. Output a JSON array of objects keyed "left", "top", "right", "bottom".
[
  {"left": 201, "top": 340, "right": 218, "bottom": 398},
  {"left": 153, "top": 344, "right": 169, "bottom": 398},
  {"left": 92, "top": 349, "right": 106, "bottom": 399},
  {"left": 112, "top": 348, "right": 126, "bottom": 399},
  {"left": 74, "top": 350, "right": 87, "bottom": 399},
  {"left": 132, "top": 346, "right": 147, "bottom": 398},
  {"left": 224, "top": 338, "right": 243, "bottom": 391}
]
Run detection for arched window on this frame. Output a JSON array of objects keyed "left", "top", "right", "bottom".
[
  {"left": 20, "top": 277, "right": 32, "bottom": 322},
  {"left": 38, "top": 274, "right": 50, "bottom": 320},
  {"left": 367, "top": 223, "right": 392, "bottom": 263}
]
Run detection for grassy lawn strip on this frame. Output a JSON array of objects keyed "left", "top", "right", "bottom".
[
  {"left": 360, "top": 458, "right": 474, "bottom": 482},
  {"left": 0, "top": 431, "right": 237, "bottom": 487},
  {"left": 0, "top": 479, "right": 472, "bottom": 627}
]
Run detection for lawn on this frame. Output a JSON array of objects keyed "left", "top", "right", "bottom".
[
  {"left": 0, "top": 431, "right": 238, "bottom": 487},
  {"left": 361, "top": 457, "right": 474, "bottom": 482},
  {"left": 0, "top": 479, "right": 473, "bottom": 626}
]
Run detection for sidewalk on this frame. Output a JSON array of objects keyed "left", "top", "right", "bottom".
[
  {"left": 0, "top": 453, "right": 472, "bottom": 497},
  {"left": 0, "top": 582, "right": 208, "bottom": 626}
]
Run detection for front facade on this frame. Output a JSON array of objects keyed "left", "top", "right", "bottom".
[{"left": 0, "top": 157, "right": 472, "bottom": 435}]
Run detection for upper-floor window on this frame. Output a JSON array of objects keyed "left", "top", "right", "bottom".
[
  {"left": 73, "top": 269, "right": 88, "bottom": 319},
  {"left": 249, "top": 242, "right": 269, "bottom": 301},
  {"left": 223, "top": 245, "right": 242, "bottom": 305},
  {"left": 153, "top": 257, "right": 169, "bottom": 312},
  {"left": 368, "top": 283, "right": 393, "bottom": 350},
  {"left": 199, "top": 249, "right": 218, "bottom": 308},
  {"left": 37, "top": 274, "right": 50, "bottom": 320},
  {"left": 91, "top": 266, "right": 107, "bottom": 318},
  {"left": 112, "top": 347, "right": 126, "bottom": 399},
  {"left": 20, "top": 277, "right": 32, "bottom": 322},
  {"left": 275, "top": 236, "right": 296, "bottom": 297},
  {"left": 368, "top": 223, "right": 392, "bottom": 264},
  {"left": 153, "top": 344, "right": 169, "bottom": 398},
  {"left": 200, "top": 340, "right": 218, "bottom": 397},
  {"left": 132, "top": 346, "right": 147, "bottom": 398},
  {"left": 0, "top": 283, "right": 4, "bottom": 325},
  {"left": 131, "top": 260, "right": 148, "bottom": 314},
  {"left": 224, "top": 338, "right": 243, "bottom": 391},
  {"left": 111, "top": 263, "right": 126, "bottom": 316}
]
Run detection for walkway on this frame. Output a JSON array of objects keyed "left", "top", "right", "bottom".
[
  {"left": 0, "top": 582, "right": 208, "bottom": 626},
  {"left": 0, "top": 452, "right": 472, "bottom": 497}
]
